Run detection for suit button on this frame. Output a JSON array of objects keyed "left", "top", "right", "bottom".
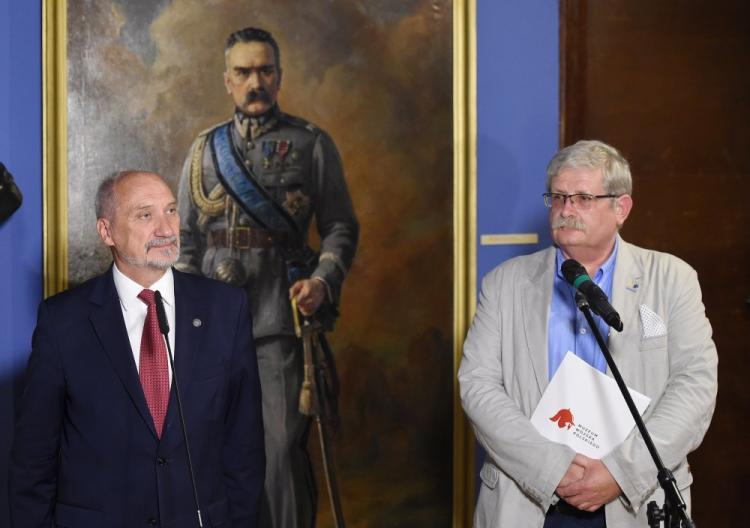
[
  {"left": 147, "top": 517, "right": 158, "bottom": 525},
  {"left": 157, "top": 457, "right": 167, "bottom": 466}
]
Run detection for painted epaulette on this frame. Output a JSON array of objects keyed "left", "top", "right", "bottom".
[
  {"left": 279, "top": 112, "right": 320, "bottom": 135},
  {"left": 197, "top": 118, "right": 233, "bottom": 138}
]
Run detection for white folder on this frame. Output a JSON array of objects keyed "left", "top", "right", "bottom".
[{"left": 530, "top": 352, "right": 651, "bottom": 458}]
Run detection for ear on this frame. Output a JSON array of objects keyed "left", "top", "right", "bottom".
[
  {"left": 614, "top": 194, "right": 633, "bottom": 226},
  {"left": 97, "top": 218, "right": 115, "bottom": 247},
  {"left": 277, "top": 67, "right": 283, "bottom": 89},
  {"left": 223, "top": 71, "right": 232, "bottom": 95}
]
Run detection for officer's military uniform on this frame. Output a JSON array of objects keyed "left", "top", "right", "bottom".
[{"left": 176, "top": 105, "right": 358, "bottom": 528}]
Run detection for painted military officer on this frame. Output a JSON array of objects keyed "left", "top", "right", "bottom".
[{"left": 176, "top": 27, "right": 358, "bottom": 528}]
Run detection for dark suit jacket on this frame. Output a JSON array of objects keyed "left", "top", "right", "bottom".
[{"left": 9, "top": 268, "right": 265, "bottom": 527}]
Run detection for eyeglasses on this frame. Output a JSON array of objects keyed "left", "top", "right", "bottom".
[{"left": 542, "top": 192, "right": 618, "bottom": 210}]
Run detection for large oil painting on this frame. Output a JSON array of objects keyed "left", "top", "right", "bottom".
[{"left": 45, "top": 0, "right": 474, "bottom": 525}]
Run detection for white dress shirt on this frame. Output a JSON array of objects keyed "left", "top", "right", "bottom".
[{"left": 112, "top": 264, "right": 176, "bottom": 384}]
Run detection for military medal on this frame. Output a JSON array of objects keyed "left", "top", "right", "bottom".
[
  {"left": 277, "top": 140, "right": 291, "bottom": 167},
  {"left": 262, "top": 140, "right": 276, "bottom": 168}
]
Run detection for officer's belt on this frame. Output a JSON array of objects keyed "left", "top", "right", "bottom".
[{"left": 208, "top": 227, "right": 293, "bottom": 250}]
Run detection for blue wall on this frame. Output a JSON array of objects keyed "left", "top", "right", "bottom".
[
  {"left": 475, "top": 0, "right": 559, "bottom": 483},
  {"left": 0, "top": 0, "right": 43, "bottom": 524},
  {"left": 477, "top": 0, "right": 559, "bottom": 278},
  {"left": 0, "top": 0, "right": 559, "bottom": 522}
]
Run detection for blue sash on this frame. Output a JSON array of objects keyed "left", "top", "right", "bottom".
[{"left": 209, "top": 122, "right": 300, "bottom": 238}]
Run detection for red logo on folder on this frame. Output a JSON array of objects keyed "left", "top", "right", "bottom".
[{"left": 549, "top": 408, "right": 575, "bottom": 430}]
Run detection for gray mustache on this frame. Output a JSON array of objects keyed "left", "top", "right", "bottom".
[
  {"left": 146, "top": 236, "right": 178, "bottom": 250},
  {"left": 552, "top": 216, "right": 587, "bottom": 231}
]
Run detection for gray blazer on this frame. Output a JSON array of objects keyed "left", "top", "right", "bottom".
[{"left": 458, "top": 237, "right": 718, "bottom": 527}]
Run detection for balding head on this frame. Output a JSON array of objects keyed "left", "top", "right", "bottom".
[
  {"left": 95, "top": 170, "right": 180, "bottom": 287},
  {"left": 96, "top": 170, "right": 165, "bottom": 222}
]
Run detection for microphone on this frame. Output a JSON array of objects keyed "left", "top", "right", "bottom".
[
  {"left": 153, "top": 291, "right": 204, "bottom": 528},
  {"left": 561, "top": 259, "right": 624, "bottom": 332},
  {"left": 154, "top": 290, "right": 170, "bottom": 335}
]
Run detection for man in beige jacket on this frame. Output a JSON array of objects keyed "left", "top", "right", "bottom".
[{"left": 459, "top": 140, "right": 717, "bottom": 527}]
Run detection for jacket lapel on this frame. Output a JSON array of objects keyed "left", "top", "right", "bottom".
[
  {"left": 88, "top": 267, "right": 158, "bottom": 439},
  {"left": 520, "top": 247, "right": 556, "bottom": 396},
  {"left": 609, "top": 237, "right": 644, "bottom": 360},
  {"left": 162, "top": 270, "right": 208, "bottom": 443}
]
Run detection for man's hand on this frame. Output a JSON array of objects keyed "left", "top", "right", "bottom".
[
  {"left": 290, "top": 278, "right": 326, "bottom": 316},
  {"left": 556, "top": 454, "right": 622, "bottom": 512},
  {"left": 557, "top": 459, "right": 585, "bottom": 488}
]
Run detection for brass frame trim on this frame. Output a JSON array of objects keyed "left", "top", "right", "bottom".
[
  {"left": 42, "top": 0, "right": 68, "bottom": 297},
  {"left": 453, "top": 1, "right": 477, "bottom": 526},
  {"left": 480, "top": 233, "right": 539, "bottom": 246}
]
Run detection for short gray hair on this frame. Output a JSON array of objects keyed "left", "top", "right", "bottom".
[
  {"left": 95, "top": 170, "right": 149, "bottom": 220},
  {"left": 546, "top": 140, "right": 632, "bottom": 195}
]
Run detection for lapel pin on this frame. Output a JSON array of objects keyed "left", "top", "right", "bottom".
[
  {"left": 626, "top": 277, "right": 641, "bottom": 292},
  {"left": 192, "top": 318, "right": 202, "bottom": 328}
]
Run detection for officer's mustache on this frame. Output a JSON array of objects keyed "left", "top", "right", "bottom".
[
  {"left": 244, "top": 89, "right": 271, "bottom": 104},
  {"left": 551, "top": 215, "right": 587, "bottom": 232}
]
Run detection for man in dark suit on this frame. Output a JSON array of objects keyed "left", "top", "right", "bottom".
[{"left": 9, "top": 170, "right": 265, "bottom": 527}]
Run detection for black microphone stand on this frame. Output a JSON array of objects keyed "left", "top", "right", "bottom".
[
  {"left": 573, "top": 291, "right": 695, "bottom": 528},
  {"left": 154, "top": 291, "right": 204, "bottom": 528}
]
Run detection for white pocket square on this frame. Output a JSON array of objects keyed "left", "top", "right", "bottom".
[{"left": 639, "top": 304, "right": 667, "bottom": 338}]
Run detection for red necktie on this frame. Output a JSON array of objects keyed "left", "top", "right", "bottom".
[{"left": 138, "top": 289, "right": 170, "bottom": 438}]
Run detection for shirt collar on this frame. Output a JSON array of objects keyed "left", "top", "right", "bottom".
[
  {"left": 234, "top": 104, "right": 280, "bottom": 139},
  {"left": 112, "top": 264, "right": 175, "bottom": 312},
  {"left": 597, "top": 237, "right": 619, "bottom": 281},
  {"left": 555, "top": 236, "right": 620, "bottom": 282}
]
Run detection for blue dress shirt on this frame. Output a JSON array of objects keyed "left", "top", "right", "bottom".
[{"left": 547, "top": 239, "right": 619, "bottom": 380}]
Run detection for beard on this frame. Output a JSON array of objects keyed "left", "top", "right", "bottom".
[
  {"left": 551, "top": 215, "right": 587, "bottom": 232},
  {"left": 121, "top": 236, "right": 180, "bottom": 271}
]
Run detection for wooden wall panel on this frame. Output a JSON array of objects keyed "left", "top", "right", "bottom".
[{"left": 561, "top": 1, "right": 750, "bottom": 524}]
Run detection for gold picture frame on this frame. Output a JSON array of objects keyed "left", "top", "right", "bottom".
[{"left": 43, "top": 0, "right": 477, "bottom": 524}]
